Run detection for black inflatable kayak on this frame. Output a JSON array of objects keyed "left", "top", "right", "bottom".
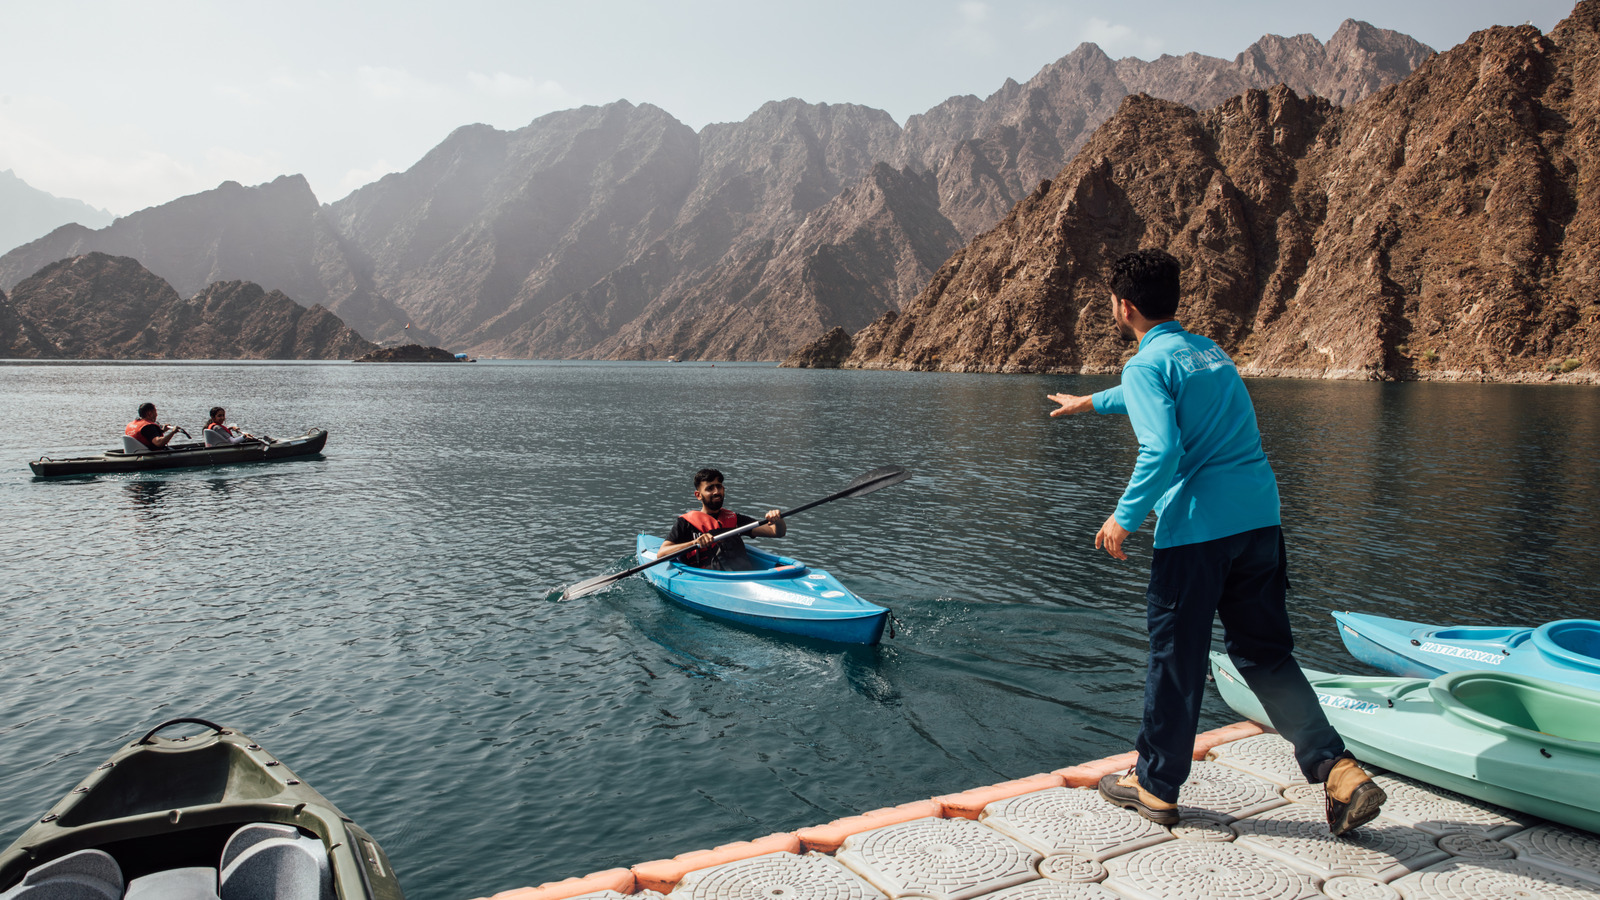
[
  {"left": 29, "top": 429, "right": 328, "bottom": 477},
  {"left": 0, "top": 718, "right": 403, "bottom": 899}
]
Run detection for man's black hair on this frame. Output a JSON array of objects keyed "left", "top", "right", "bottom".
[
  {"left": 137, "top": 402, "right": 156, "bottom": 418},
  {"left": 1110, "top": 248, "right": 1181, "bottom": 319},
  {"left": 693, "top": 468, "right": 724, "bottom": 489}
]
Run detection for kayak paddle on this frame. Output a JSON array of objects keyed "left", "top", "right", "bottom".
[{"left": 559, "top": 465, "right": 910, "bottom": 601}]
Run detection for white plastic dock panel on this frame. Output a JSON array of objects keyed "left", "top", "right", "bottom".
[
  {"left": 1233, "top": 800, "right": 1449, "bottom": 881},
  {"left": 1390, "top": 857, "right": 1600, "bottom": 900},
  {"left": 1101, "top": 840, "right": 1321, "bottom": 900},
  {"left": 1034, "top": 853, "right": 1105, "bottom": 883},
  {"left": 977, "top": 879, "right": 1124, "bottom": 900},
  {"left": 1502, "top": 825, "right": 1600, "bottom": 887},
  {"left": 1318, "top": 875, "right": 1402, "bottom": 900},
  {"left": 1169, "top": 817, "right": 1235, "bottom": 842},
  {"left": 1434, "top": 833, "right": 1514, "bottom": 860},
  {"left": 834, "top": 817, "right": 1041, "bottom": 900},
  {"left": 670, "top": 852, "right": 885, "bottom": 900},
  {"left": 979, "top": 787, "right": 1173, "bottom": 860},
  {"left": 1352, "top": 775, "right": 1534, "bottom": 839},
  {"left": 1205, "top": 733, "right": 1309, "bottom": 788},
  {"left": 1166, "top": 761, "right": 1285, "bottom": 823}
]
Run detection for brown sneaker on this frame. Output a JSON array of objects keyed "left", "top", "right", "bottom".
[
  {"left": 1325, "top": 758, "right": 1386, "bottom": 836},
  {"left": 1098, "top": 770, "right": 1179, "bottom": 826}
]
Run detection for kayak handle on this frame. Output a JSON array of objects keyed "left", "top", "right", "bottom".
[{"left": 137, "top": 717, "right": 230, "bottom": 745}]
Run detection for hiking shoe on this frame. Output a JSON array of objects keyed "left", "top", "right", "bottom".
[
  {"left": 1098, "top": 770, "right": 1179, "bottom": 826},
  {"left": 1325, "top": 758, "right": 1386, "bottom": 836}
]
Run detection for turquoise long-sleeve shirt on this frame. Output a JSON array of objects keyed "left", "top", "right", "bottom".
[{"left": 1090, "top": 320, "right": 1280, "bottom": 549}]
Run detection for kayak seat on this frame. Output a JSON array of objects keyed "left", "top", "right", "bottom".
[
  {"left": 204, "top": 428, "right": 236, "bottom": 447},
  {"left": 219, "top": 823, "right": 301, "bottom": 871},
  {"left": 121, "top": 436, "right": 155, "bottom": 454},
  {"left": 218, "top": 825, "right": 332, "bottom": 900},
  {"left": 0, "top": 849, "right": 123, "bottom": 900},
  {"left": 124, "top": 867, "right": 218, "bottom": 900}
]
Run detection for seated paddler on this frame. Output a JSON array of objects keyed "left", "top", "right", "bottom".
[
  {"left": 125, "top": 402, "right": 180, "bottom": 450},
  {"left": 204, "top": 407, "right": 256, "bottom": 444},
  {"left": 657, "top": 468, "right": 786, "bottom": 571}
]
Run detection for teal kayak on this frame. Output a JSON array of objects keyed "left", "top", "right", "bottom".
[
  {"left": 636, "top": 535, "right": 889, "bottom": 644},
  {"left": 1209, "top": 651, "right": 1600, "bottom": 832},
  {"left": 1332, "top": 610, "right": 1600, "bottom": 690}
]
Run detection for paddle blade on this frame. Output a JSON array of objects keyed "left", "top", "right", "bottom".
[
  {"left": 841, "top": 465, "right": 910, "bottom": 497},
  {"left": 560, "top": 571, "right": 624, "bottom": 601}
]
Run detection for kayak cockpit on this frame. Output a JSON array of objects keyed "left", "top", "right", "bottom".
[
  {"left": 641, "top": 545, "right": 809, "bottom": 580},
  {"left": 0, "top": 718, "right": 401, "bottom": 900},
  {"left": 2, "top": 824, "right": 333, "bottom": 900},
  {"left": 1433, "top": 670, "right": 1600, "bottom": 750},
  {"left": 1532, "top": 619, "right": 1600, "bottom": 673}
]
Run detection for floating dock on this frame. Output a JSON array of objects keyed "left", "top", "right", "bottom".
[{"left": 475, "top": 722, "right": 1600, "bottom": 900}]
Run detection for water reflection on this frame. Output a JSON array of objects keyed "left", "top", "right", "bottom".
[{"left": 122, "top": 479, "right": 171, "bottom": 518}]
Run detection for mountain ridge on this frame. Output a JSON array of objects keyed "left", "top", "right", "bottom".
[
  {"left": 0, "top": 19, "right": 1432, "bottom": 362},
  {"left": 818, "top": 3, "right": 1600, "bottom": 383}
]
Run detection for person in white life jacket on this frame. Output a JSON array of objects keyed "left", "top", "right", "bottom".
[{"left": 657, "top": 468, "right": 785, "bottom": 571}]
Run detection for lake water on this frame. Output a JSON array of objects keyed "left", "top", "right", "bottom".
[{"left": 2, "top": 360, "right": 1596, "bottom": 900}]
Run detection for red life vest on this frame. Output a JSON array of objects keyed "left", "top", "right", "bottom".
[
  {"left": 679, "top": 508, "right": 738, "bottom": 567},
  {"left": 125, "top": 418, "right": 158, "bottom": 447}
]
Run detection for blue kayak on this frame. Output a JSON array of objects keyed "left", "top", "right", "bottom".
[
  {"left": 1333, "top": 610, "right": 1600, "bottom": 690},
  {"left": 635, "top": 535, "right": 889, "bottom": 644}
]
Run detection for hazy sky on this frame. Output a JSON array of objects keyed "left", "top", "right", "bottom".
[{"left": 0, "top": 0, "right": 1577, "bottom": 216}]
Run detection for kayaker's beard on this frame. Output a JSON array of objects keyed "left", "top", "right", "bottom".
[{"left": 703, "top": 495, "right": 724, "bottom": 512}]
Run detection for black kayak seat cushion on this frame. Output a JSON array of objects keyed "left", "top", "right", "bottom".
[
  {"left": 124, "top": 868, "right": 217, "bottom": 900},
  {"left": 218, "top": 827, "right": 331, "bottom": 900},
  {"left": 0, "top": 849, "right": 123, "bottom": 900}
]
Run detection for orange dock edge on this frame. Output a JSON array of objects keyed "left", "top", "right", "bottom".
[{"left": 467, "top": 721, "right": 1265, "bottom": 900}]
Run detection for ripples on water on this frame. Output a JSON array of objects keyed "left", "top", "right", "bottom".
[{"left": 2, "top": 361, "right": 1595, "bottom": 899}]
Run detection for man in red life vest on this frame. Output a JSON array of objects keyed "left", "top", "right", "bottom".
[
  {"left": 657, "top": 468, "right": 786, "bottom": 571},
  {"left": 125, "top": 402, "right": 180, "bottom": 450}
]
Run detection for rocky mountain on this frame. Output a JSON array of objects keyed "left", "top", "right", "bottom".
[
  {"left": 900, "top": 20, "right": 1435, "bottom": 240},
  {"left": 828, "top": 4, "right": 1600, "bottom": 383},
  {"left": 0, "top": 169, "right": 115, "bottom": 256},
  {"left": 5, "top": 253, "right": 375, "bottom": 359},
  {"left": 321, "top": 21, "right": 1425, "bottom": 361},
  {"left": 0, "top": 176, "right": 421, "bottom": 345},
  {"left": 0, "top": 20, "right": 1429, "bottom": 363},
  {"left": 1, "top": 285, "right": 61, "bottom": 357}
]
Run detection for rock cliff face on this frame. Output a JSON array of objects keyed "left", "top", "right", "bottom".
[
  {"left": 0, "top": 176, "right": 418, "bottom": 344},
  {"left": 6, "top": 253, "right": 374, "bottom": 359},
  {"left": 839, "top": 5, "right": 1600, "bottom": 383},
  {"left": 0, "top": 22, "right": 1428, "bottom": 363},
  {"left": 1, "top": 286, "right": 61, "bottom": 358},
  {"left": 319, "top": 24, "right": 1425, "bottom": 362},
  {"left": 897, "top": 20, "right": 1433, "bottom": 241}
]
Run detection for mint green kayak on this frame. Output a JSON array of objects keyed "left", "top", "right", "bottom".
[{"left": 1209, "top": 651, "right": 1600, "bottom": 832}]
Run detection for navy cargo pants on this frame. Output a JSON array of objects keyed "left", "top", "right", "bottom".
[{"left": 1134, "top": 525, "right": 1347, "bottom": 803}]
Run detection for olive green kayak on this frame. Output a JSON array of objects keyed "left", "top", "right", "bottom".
[
  {"left": 1209, "top": 651, "right": 1600, "bottom": 833},
  {"left": 0, "top": 718, "right": 403, "bottom": 899}
]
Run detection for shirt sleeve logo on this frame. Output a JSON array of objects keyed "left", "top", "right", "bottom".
[{"left": 1174, "top": 346, "right": 1236, "bottom": 374}]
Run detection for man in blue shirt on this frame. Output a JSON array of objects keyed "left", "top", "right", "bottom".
[{"left": 1048, "top": 249, "right": 1384, "bottom": 836}]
